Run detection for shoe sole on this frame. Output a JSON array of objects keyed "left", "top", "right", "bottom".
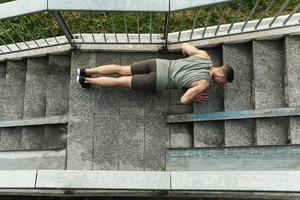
[
  {"left": 76, "top": 75, "right": 80, "bottom": 83},
  {"left": 76, "top": 68, "right": 80, "bottom": 76}
]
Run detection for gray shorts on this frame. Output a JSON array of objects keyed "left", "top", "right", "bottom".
[{"left": 130, "top": 59, "right": 156, "bottom": 92}]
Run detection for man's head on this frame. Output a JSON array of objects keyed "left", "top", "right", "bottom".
[{"left": 212, "top": 64, "right": 234, "bottom": 85}]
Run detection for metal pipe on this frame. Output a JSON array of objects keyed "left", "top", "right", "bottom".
[
  {"left": 0, "top": 20, "right": 22, "bottom": 49},
  {"left": 109, "top": 12, "right": 118, "bottom": 43},
  {"left": 100, "top": 18, "right": 107, "bottom": 43},
  {"left": 228, "top": 1, "right": 244, "bottom": 34},
  {"left": 52, "top": 11, "right": 75, "bottom": 46},
  {"left": 190, "top": 8, "right": 200, "bottom": 40},
  {"left": 149, "top": 12, "right": 152, "bottom": 43},
  {"left": 0, "top": 36, "right": 12, "bottom": 51},
  {"left": 90, "top": 12, "right": 96, "bottom": 43},
  {"left": 178, "top": 10, "right": 185, "bottom": 42},
  {"left": 17, "top": 18, "right": 40, "bottom": 47},
  {"left": 136, "top": 13, "right": 140, "bottom": 43},
  {"left": 241, "top": 0, "right": 261, "bottom": 32},
  {"left": 202, "top": 8, "right": 213, "bottom": 38},
  {"left": 27, "top": 15, "right": 51, "bottom": 46},
  {"left": 163, "top": 12, "right": 170, "bottom": 45},
  {"left": 215, "top": 7, "right": 229, "bottom": 36},
  {"left": 283, "top": 3, "right": 300, "bottom": 25},
  {"left": 269, "top": 0, "right": 292, "bottom": 27},
  {"left": 123, "top": 13, "right": 129, "bottom": 43},
  {"left": 5, "top": 20, "right": 30, "bottom": 48},
  {"left": 255, "top": 0, "right": 275, "bottom": 29}
]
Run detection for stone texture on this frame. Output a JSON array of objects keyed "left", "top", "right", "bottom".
[
  {"left": 223, "top": 43, "right": 254, "bottom": 146},
  {"left": 170, "top": 123, "right": 193, "bottom": 148},
  {"left": 67, "top": 52, "right": 96, "bottom": 170},
  {"left": 0, "top": 62, "right": 6, "bottom": 121},
  {"left": 44, "top": 55, "right": 71, "bottom": 149},
  {"left": 119, "top": 106, "right": 145, "bottom": 170},
  {"left": 253, "top": 40, "right": 287, "bottom": 145},
  {"left": 0, "top": 60, "right": 27, "bottom": 150},
  {"left": 193, "top": 46, "right": 224, "bottom": 147},
  {"left": 22, "top": 57, "right": 48, "bottom": 150},
  {"left": 145, "top": 114, "right": 169, "bottom": 171},
  {"left": 285, "top": 35, "right": 300, "bottom": 144}
]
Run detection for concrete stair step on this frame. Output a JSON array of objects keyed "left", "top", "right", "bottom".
[
  {"left": 193, "top": 46, "right": 224, "bottom": 147},
  {"left": 285, "top": 35, "right": 300, "bottom": 144},
  {"left": 223, "top": 42, "right": 254, "bottom": 146},
  {"left": 0, "top": 62, "right": 6, "bottom": 121},
  {"left": 252, "top": 39, "right": 287, "bottom": 145},
  {"left": 0, "top": 60, "right": 27, "bottom": 150},
  {"left": 22, "top": 57, "right": 48, "bottom": 150},
  {"left": 67, "top": 51, "right": 97, "bottom": 170},
  {"left": 44, "top": 55, "right": 71, "bottom": 149}
]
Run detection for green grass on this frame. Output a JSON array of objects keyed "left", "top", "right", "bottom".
[{"left": 0, "top": 0, "right": 299, "bottom": 44}]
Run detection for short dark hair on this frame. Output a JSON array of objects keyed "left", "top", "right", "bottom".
[{"left": 222, "top": 64, "right": 234, "bottom": 83}]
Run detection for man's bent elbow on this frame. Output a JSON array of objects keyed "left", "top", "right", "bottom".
[{"left": 180, "top": 97, "right": 192, "bottom": 104}]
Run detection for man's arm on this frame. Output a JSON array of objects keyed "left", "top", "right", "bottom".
[
  {"left": 181, "top": 43, "right": 210, "bottom": 59},
  {"left": 180, "top": 80, "right": 209, "bottom": 104}
]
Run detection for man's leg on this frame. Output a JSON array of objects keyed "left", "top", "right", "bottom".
[
  {"left": 85, "top": 65, "right": 132, "bottom": 76},
  {"left": 84, "top": 76, "right": 132, "bottom": 88}
]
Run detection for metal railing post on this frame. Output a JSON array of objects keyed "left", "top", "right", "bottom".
[
  {"left": 52, "top": 11, "right": 75, "bottom": 48},
  {"left": 163, "top": 12, "right": 170, "bottom": 48}
]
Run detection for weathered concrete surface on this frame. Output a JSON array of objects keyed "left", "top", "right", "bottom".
[
  {"left": 67, "top": 52, "right": 96, "bottom": 170},
  {"left": 0, "top": 63, "right": 6, "bottom": 122},
  {"left": 169, "top": 89, "right": 193, "bottom": 148},
  {"left": 0, "top": 150, "right": 66, "bottom": 170},
  {"left": 193, "top": 46, "right": 224, "bottom": 147},
  {"left": 223, "top": 42, "right": 254, "bottom": 146},
  {"left": 253, "top": 40, "right": 287, "bottom": 145},
  {"left": 0, "top": 60, "right": 27, "bottom": 150},
  {"left": 22, "top": 57, "right": 48, "bottom": 150},
  {"left": 44, "top": 55, "right": 71, "bottom": 149},
  {"left": 285, "top": 35, "right": 300, "bottom": 144}
]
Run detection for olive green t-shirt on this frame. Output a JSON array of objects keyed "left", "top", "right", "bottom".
[{"left": 156, "top": 55, "right": 212, "bottom": 91}]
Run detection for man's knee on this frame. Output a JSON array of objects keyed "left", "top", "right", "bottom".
[
  {"left": 120, "top": 66, "right": 132, "bottom": 75},
  {"left": 118, "top": 76, "right": 132, "bottom": 88}
]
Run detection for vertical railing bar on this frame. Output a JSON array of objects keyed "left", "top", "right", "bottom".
[
  {"left": 0, "top": 36, "right": 12, "bottom": 51},
  {"left": 227, "top": 0, "right": 244, "bottom": 33},
  {"left": 123, "top": 13, "right": 129, "bottom": 43},
  {"left": 90, "top": 12, "right": 96, "bottom": 43},
  {"left": 149, "top": 12, "right": 152, "bottom": 43},
  {"left": 283, "top": 3, "right": 300, "bottom": 25},
  {"left": 202, "top": 7, "right": 213, "bottom": 38},
  {"left": 27, "top": 15, "right": 51, "bottom": 46},
  {"left": 5, "top": 19, "right": 30, "bottom": 48},
  {"left": 136, "top": 13, "right": 140, "bottom": 43},
  {"left": 163, "top": 12, "right": 170, "bottom": 46},
  {"left": 241, "top": 0, "right": 261, "bottom": 32},
  {"left": 269, "top": 0, "right": 292, "bottom": 27},
  {"left": 255, "top": 0, "right": 275, "bottom": 29},
  {"left": 215, "top": 7, "right": 229, "bottom": 36},
  {"left": 0, "top": 21, "right": 22, "bottom": 50},
  {"left": 17, "top": 18, "right": 40, "bottom": 47},
  {"left": 100, "top": 13, "right": 107, "bottom": 43},
  {"left": 178, "top": 10, "right": 185, "bottom": 42},
  {"left": 190, "top": 8, "right": 200, "bottom": 40},
  {"left": 109, "top": 12, "right": 118, "bottom": 43}
]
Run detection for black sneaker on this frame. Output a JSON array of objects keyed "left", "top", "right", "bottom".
[
  {"left": 76, "top": 75, "right": 90, "bottom": 88},
  {"left": 77, "top": 68, "right": 90, "bottom": 77}
]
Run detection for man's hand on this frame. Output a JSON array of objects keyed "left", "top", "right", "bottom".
[{"left": 194, "top": 92, "right": 208, "bottom": 103}]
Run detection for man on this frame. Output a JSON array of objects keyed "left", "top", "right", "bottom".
[{"left": 76, "top": 43, "right": 234, "bottom": 104}]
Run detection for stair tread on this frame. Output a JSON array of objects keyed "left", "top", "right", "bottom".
[
  {"left": 223, "top": 42, "right": 254, "bottom": 146},
  {"left": 253, "top": 39, "right": 287, "bottom": 145}
]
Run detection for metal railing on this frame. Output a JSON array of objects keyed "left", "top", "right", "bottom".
[{"left": 0, "top": 0, "right": 299, "bottom": 54}]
